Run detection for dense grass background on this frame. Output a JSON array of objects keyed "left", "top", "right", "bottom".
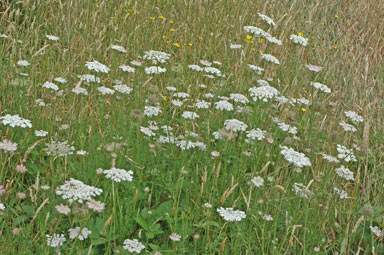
[{"left": 1, "top": 0, "right": 384, "bottom": 254}]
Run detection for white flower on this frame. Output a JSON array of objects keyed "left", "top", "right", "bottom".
[
  {"left": 345, "top": 111, "right": 363, "bottom": 123},
  {"left": 203, "top": 202, "right": 212, "bottom": 208},
  {"left": 280, "top": 146, "right": 311, "bottom": 168},
  {"left": 337, "top": 144, "right": 357, "bottom": 162},
  {"left": 310, "top": 82, "right": 331, "bottom": 93},
  {"left": 335, "top": 165, "right": 354, "bottom": 181},
  {"left": 72, "top": 87, "right": 88, "bottom": 95},
  {"left": 97, "top": 86, "right": 115, "bottom": 95},
  {"left": 103, "top": 168, "right": 133, "bottom": 182},
  {"left": 224, "top": 119, "right": 248, "bottom": 132},
  {"left": 145, "top": 66, "right": 166, "bottom": 74},
  {"left": 200, "top": 60, "right": 212, "bottom": 66},
  {"left": 277, "top": 122, "right": 298, "bottom": 135},
  {"left": 215, "top": 100, "right": 234, "bottom": 111},
  {"left": 123, "top": 239, "right": 146, "bottom": 253},
  {"left": 35, "top": 130, "right": 48, "bottom": 137},
  {"left": 131, "top": 60, "right": 142, "bottom": 66},
  {"left": 1, "top": 114, "right": 32, "bottom": 128},
  {"left": 113, "top": 84, "right": 133, "bottom": 94},
  {"left": 45, "top": 140, "right": 74, "bottom": 156},
  {"left": 249, "top": 85, "right": 280, "bottom": 102},
  {"left": 205, "top": 93, "right": 214, "bottom": 99},
  {"left": 68, "top": 227, "right": 92, "bottom": 240},
  {"left": 0, "top": 139, "right": 17, "bottom": 152},
  {"left": 266, "top": 36, "right": 282, "bottom": 45},
  {"left": 17, "top": 60, "right": 30, "bottom": 67},
  {"left": 166, "top": 86, "right": 176, "bottom": 91},
  {"left": 56, "top": 178, "right": 102, "bottom": 204},
  {"left": 111, "top": 44, "right": 127, "bottom": 53},
  {"left": 54, "top": 77, "right": 67, "bottom": 83},
  {"left": 195, "top": 100, "right": 210, "bottom": 109},
  {"left": 217, "top": 207, "right": 246, "bottom": 222},
  {"left": 42, "top": 81, "right": 59, "bottom": 91},
  {"left": 248, "top": 64, "right": 264, "bottom": 74},
  {"left": 171, "top": 99, "right": 183, "bottom": 106},
  {"left": 261, "top": 54, "right": 280, "bottom": 64},
  {"left": 370, "top": 226, "right": 383, "bottom": 237},
  {"left": 230, "top": 43, "right": 241, "bottom": 49},
  {"left": 229, "top": 93, "right": 249, "bottom": 104},
  {"left": 258, "top": 13, "right": 275, "bottom": 26},
  {"left": 0, "top": 203, "right": 5, "bottom": 210},
  {"left": 251, "top": 176, "right": 264, "bottom": 187},
  {"left": 78, "top": 74, "right": 100, "bottom": 83},
  {"left": 144, "top": 106, "right": 162, "bottom": 117},
  {"left": 119, "top": 65, "right": 135, "bottom": 72},
  {"left": 169, "top": 233, "right": 181, "bottom": 242},
  {"left": 259, "top": 212, "right": 273, "bottom": 221},
  {"left": 290, "top": 34, "right": 309, "bottom": 46},
  {"left": 174, "top": 92, "right": 190, "bottom": 99},
  {"left": 203, "top": 67, "right": 222, "bottom": 77},
  {"left": 188, "top": 64, "right": 203, "bottom": 71},
  {"left": 46, "top": 234, "right": 66, "bottom": 248},
  {"left": 0, "top": 34, "right": 8, "bottom": 38},
  {"left": 243, "top": 26, "right": 270, "bottom": 37},
  {"left": 181, "top": 111, "right": 199, "bottom": 120},
  {"left": 339, "top": 121, "right": 357, "bottom": 132},
  {"left": 85, "top": 60, "right": 110, "bottom": 73},
  {"left": 46, "top": 34, "right": 59, "bottom": 41},
  {"left": 292, "top": 183, "right": 312, "bottom": 198},
  {"left": 76, "top": 150, "right": 88, "bottom": 156},
  {"left": 246, "top": 128, "right": 266, "bottom": 141},
  {"left": 143, "top": 50, "right": 170, "bottom": 64},
  {"left": 334, "top": 187, "right": 348, "bottom": 199},
  {"left": 305, "top": 64, "right": 323, "bottom": 72},
  {"left": 140, "top": 127, "right": 156, "bottom": 137},
  {"left": 320, "top": 153, "right": 340, "bottom": 163}
]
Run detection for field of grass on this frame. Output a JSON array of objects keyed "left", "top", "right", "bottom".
[{"left": 1, "top": 0, "right": 384, "bottom": 254}]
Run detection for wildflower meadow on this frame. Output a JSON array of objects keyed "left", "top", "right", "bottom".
[{"left": 1, "top": 0, "right": 384, "bottom": 254}]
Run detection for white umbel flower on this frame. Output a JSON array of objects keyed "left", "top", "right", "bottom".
[
  {"left": 0, "top": 114, "right": 32, "bottom": 128},
  {"left": 290, "top": 34, "right": 309, "bottom": 46},
  {"left": 119, "top": 65, "right": 135, "bottom": 73},
  {"left": 339, "top": 121, "right": 357, "bottom": 132},
  {"left": 217, "top": 207, "right": 246, "bottom": 222},
  {"left": 103, "top": 168, "right": 133, "bottom": 182},
  {"left": 188, "top": 64, "right": 203, "bottom": 71},
  {"left": 140, "top": 127, "right": 156, "bottom": 137},
  {"left": 224, "top": 119, "right": 248, "bottom": 132},
  {"left": 261, "top": 54, "right": 280, "bottom": 65},
  {"left": 56, "top": 178, "right": 102, "bottom": 204},
  {"left": 85, "top": 60, "right": 110, "bottom": 73},
  {"left": 42, "top": 81, "right": 59, "bottom": 91},
  {"left": 248, "top": 64, "right": 264, "bottom": 74},
  {"left": 144, "top": 106, "right": 162, "bottom": 117},
  {"left": 123, "top": 239, "right": 146, "bottom": 253},
  {"left": 230, "top": 93, "right": 249, "bottom": 104},
  {"left": 320, "top": 153, "right": 340, "bottom": 163},
  {"left": 111, "top": 45, "right": 127, "bottom": 53},
  {"left": 293, "top": 183, "right": 312, "bottom": 198},
  {"left": 181, "top": 111, "right": 199, "bottom": 120},
  {"left": 370, "top": 226, "right": 383, "bottom": 237},
  {"left": 46, "top": 34, "right": 59, "bottom": 41},
  {"left": 336, "top": 144, "right": 357, "bottom": 162},
  {"left": 310, "top": 82, "right": 331, "bottom": 93},
  {"left": 97, "top": 86, "right": 115, "bottom": 95},
  {"left": 258, "top": 13, "right": 276, "bottom": 26},
  {"left": 68, "top": 227, "right": 92, "bottom": 240},
  {"left": 35, "top": 130, "right": 48, "bottom": 137},
  {"left": 0, "top": 139, "right": 17, "bottom": 152},
  {"left": 215, "top": 100, "right": 234, "bottom": 111},
  {"left": 54, "top": 77, "right": 67, "bottom": 84},
  {"left": 280, "top": 146, "right": 311, "bottom": 168},
  {"left": 78, "top": 74, "right": 100, "bottom": 83},
  {"left": 249, "top": 85, "right": 280, "bottom": 102},
  {"left": 246, "top": 128, "right": 266, "bottom": 141},
  {"left": 143, "top": 50, "right": 170, "bottom": 64},
  {"left": 195, "top": 100, "right": 211, "bottom": 109},
  {"left": 72, "top": 87, "right": 88, "bottom": 95},
  {"left": 335, "top": 165, "right": 354, "bottom": 181},
  {"left": 145, "top": 66, "right": 166, "bottom": 74},
  {"left": 17, "top": 60, "right": 31, "bottom": 67},
  {"left": 46, "top": 234, "right": 66, "bottom": 248},
  {"left": 203, "top": 67, "right": 222, "bottom": 77},
  {"left": 305, "top": 64, "right": 323, "bottom": 72},
  {"left": 334, "top": 187, "right": 348, "bottom": 199},
  {"left": 266, "top": 36, "right": 282, "bottom": 45},
  {"left": 345, "top": 111, "right": 363, "bottom": 123},
  {"left": 251, "top": 176, "right": 264, "bottom": 187},
  {"left": 113, "top": 84, "right": 133, "bottom": 94},
  {"left": 243, "top": 26, "right": 271, "bottom": 38}
]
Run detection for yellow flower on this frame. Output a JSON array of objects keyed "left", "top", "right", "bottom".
[
  {"left": 335, "top": 14, "right": 339, "bottom": 18},
  {"left": 173, "top": 42, "right": 180, "bottom": 47},
  {"left": 246, "top": 34, "right": 253, "bottom": 40},
  {"left": 170, "top": 28, "right": 175, "bottom": 32},
  {"left": 158, "top": 15, "right": 165, "bottom": 20},
  {"left": 298, "top": 32, "right": 303, "bottom": 36},
  {"left": 170, "top": 20, "right": 174, "bottom": 24},
  {"left": 188, "top": 43, "right": 192, "bottom": 46},
  {"left": 301, "top": 108, "right": 306, "bottom": 112},
  {"left": 259, "top": 38, "right": 263, "bottom": 42},
  {"left": 259, "top": 50, "right": 263, "bottom": 55},
  {"left": 163, "top": 96, "right": 167, "bottom": 101},
  {"left": 333, "top": 45, "right": 338, "bottom": 49},
  {"left": 150, "top": 17, "right": 155, "bottom": 20}
]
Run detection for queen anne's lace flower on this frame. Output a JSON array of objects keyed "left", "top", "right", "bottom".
[
  {"left": 230, "top": 93, "right": 249, "bottom": 104},
  {"left": 46, "top": 234, "right": 66, "bottom": 247},
  {"left": 103, "top": 168, "right": 133, "bottom": 182},
  {"left": 335, "top": 165, "right": 354, "bottom": 181},
  {"left": 17, "top": 60, "right": 30, "bottom": 67},
  {"left": 334, "top": 187, "right": 348, "bottom": 199},
  {"left": 141, "top": 127, "right": 156, "bottom": 137},
  {"left": 305, "top": 64, "right": 323, "bottom": 72},
  {"left": 370, "top": 226, "right": 383, "bottom": 237},
  {"left": 215, "top": 100, "right": 234, "bottom": 111},
  {"left": 113, "top": 84, "right": 133, "bottom": 94},
  {"left": 345, "top": 111, "right": 363, "bottom": 123},
  {"left": 181, "top": 111, "right": 199, "bottom": 120},
  {"left": 72, "top": 87, "right": 88, "bottom": 95},
  {"left": 46, "top": 34, "right": 59, "bottom": 41},
  {"left": 145, "top": 66, "right": 166, "bottom": 74},
  {"left": 143, "top": 50, "right": 170, "bottom": 64},
  {"left": 42, "top": 81, "right": 59, "bottom": 91},
  {"left": 243, "top": 26, "right": 271, "bottom": 37},
  {"left": 78, "top": 74, "right": 100, "bottom": 83},
  {"left": 310, "top": 82, "right": 331, "bottom": 93},
  {"left": 144, "top": 106, "right": 162, "bottom": 117},
  {"left": 290, "top": 34, "right": 309, "bottom": 46},
  {"left": 280, "top": 146, "right": 311, "bottom": 168},
  {"left": 336, "top": 144, "right": 357, "bottom": 162},
  {"left": 249, "top": 85, "right": 280, "bottom": 102},
  {"left": 195, "top": 100, "right": 210, "bottom": 109},
  {"left": 248, "top": 64, "right": 264, "bottom": 74},
  {"left": 85, "top": 60, "right": 110, "bottom": 73},
  {"left": 68, "top": 227, "right": 92, "bottom": 240},
  {"left": 98, "top": 86, "right": 115, "bottom": 95},
  {"left": 0, "top": 139, "right": 17, "bottom": 152},
  {"left": 251, "top": 176, "right": 264, "bottom": 187},
  {"left": 261, "top": 54, "right": 280, "bottom": 65},
  {"left": 258, "top": 13, "right": 275, "bottom": 26},
  {"left": 123, "top": 239, "right": 146, "bottom": 253},
  {"left": 111, "top": 45, "right": 127, "bottom": 53},
  {"left": 224, "top": 119, "right": 248, "bottom": 132},
  {"left": 1, "top": 114, "right": 32, "bottom": 128},
  {"left": 119, "top": 65, "right": 135, "bottom": 72},
  {"left": 45, "top": 140, "right": 74, "bottom": 156},
  {"left": 217, "top": 207, "right": 246, "bottom": 222},
  {"left": 293, "top": 183, "right": 312, "bottom": 198},
  {"left": 56, "top": 178, "right": 102, "bottom": 204},
  {"left": 246, "top": 128, "right": 266, "bottom": 141},
  {"left": 339, "top": 121, "right": 357, "bottom": 132}
]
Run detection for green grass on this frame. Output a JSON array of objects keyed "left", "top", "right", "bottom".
[{"left": 1, "top": 0, "right": 384, "bottom": 254}]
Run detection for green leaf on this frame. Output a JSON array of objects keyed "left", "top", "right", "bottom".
[{"left": 136, "top": 217, "right": 149, "bottom": 230}]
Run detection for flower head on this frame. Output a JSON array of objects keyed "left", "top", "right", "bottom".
[{"left": 217, "top": 207, "right": 246, "bottom": 222}]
